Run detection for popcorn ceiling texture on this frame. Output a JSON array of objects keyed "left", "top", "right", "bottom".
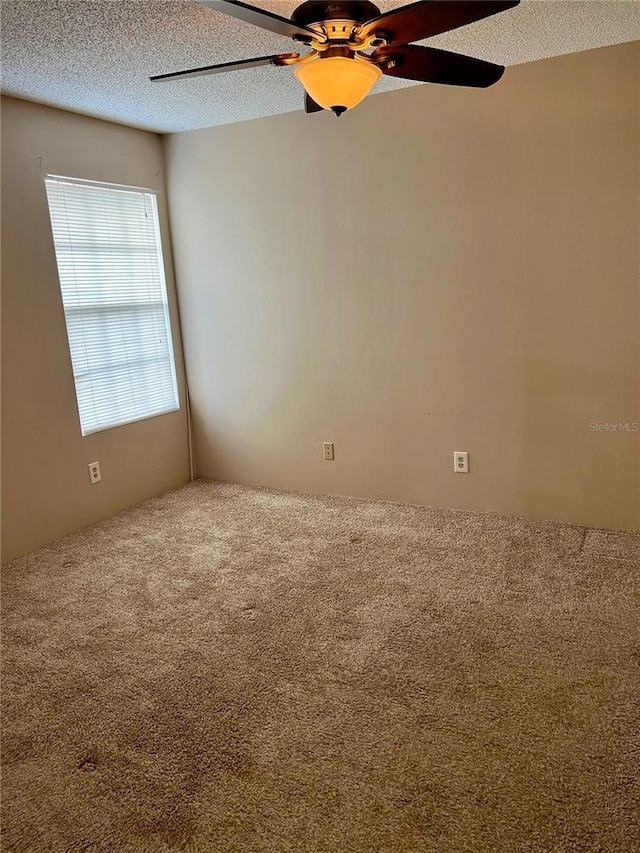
[
  {"left": 1, "top": 0, "right": 639, "bottom": 131},
  {"left": 2, "top": 480, "right": 640, "bottom": 851}
]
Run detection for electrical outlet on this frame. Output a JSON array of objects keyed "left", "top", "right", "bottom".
[
  {"left": 88, "top": 461, "right": 102, "bottom": 484},
  {"left": 454, "top": 451, "right": 469, "bottom": 473},
  {"left": 323, "top": 442, "right": 335, "bottom": 461}
]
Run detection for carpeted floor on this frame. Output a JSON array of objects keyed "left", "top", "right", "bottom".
[{"left": 2, "top": 480, "right": 639, "bottom": 853}]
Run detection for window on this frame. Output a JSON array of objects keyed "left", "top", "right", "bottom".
[{"left": 45, "top": 176, "right": 179, "bottom": 435}]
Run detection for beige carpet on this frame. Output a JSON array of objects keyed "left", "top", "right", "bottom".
[{"left": 2, "top": 480, "right": 639, "bottom": 853}]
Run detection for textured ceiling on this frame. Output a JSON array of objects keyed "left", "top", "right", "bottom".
[{"left": 1, "top": 0, "right": 638, "bottom": 132}]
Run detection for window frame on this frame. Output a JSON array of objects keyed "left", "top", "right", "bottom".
[{"left": 44, "top": 174, "right": 181, "bottom": 436}]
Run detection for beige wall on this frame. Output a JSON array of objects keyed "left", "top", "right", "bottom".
[
  {"left": 165, "top": 42, "right": 639, "bottom": 531},
  {"left": 1, "top": 96, "right": 190, "bottom": 562}
]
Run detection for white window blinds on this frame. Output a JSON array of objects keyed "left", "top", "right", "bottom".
[{"left": 45, "top": 176, "right": 179, "bottom": 436}]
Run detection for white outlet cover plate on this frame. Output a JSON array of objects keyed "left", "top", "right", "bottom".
[{"left": 454, "top": 452, "right": 469, "bottom": 473}]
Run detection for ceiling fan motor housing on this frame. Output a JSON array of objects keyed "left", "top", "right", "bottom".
[{"left": 291, "top": 1, "right": 382, "bottom": 33}]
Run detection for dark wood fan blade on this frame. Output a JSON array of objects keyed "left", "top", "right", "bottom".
[
  {"left": 150, "top": 53, "right": 299, "bottom": 82},
  {"left": 373, "top": 44, "right": 504, "bottom": 87},
  {"left": 198, "top": 0, "right": 326, "bottom": 43},
  {"left": 359, "top": 1, "right": 519, "bottom": 47},
  {"left": 305, "top": 93, "right": 324, "bottom": 113}
]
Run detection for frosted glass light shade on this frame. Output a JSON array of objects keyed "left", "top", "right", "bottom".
[{"left": 295, "top": 56, "right": 382, "bottom": 112}]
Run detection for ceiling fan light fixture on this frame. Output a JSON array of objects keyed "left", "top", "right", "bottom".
[
  {"left": 294, "top": 56, "right": 382, "bottom": 113},
  {"left": 153, "top": 1, "right": 519, "bottom": 113}
]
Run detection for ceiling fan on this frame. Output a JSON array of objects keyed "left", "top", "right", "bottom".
[{"left": 151, "top": 0, "right": 520, "bottom": 116}]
